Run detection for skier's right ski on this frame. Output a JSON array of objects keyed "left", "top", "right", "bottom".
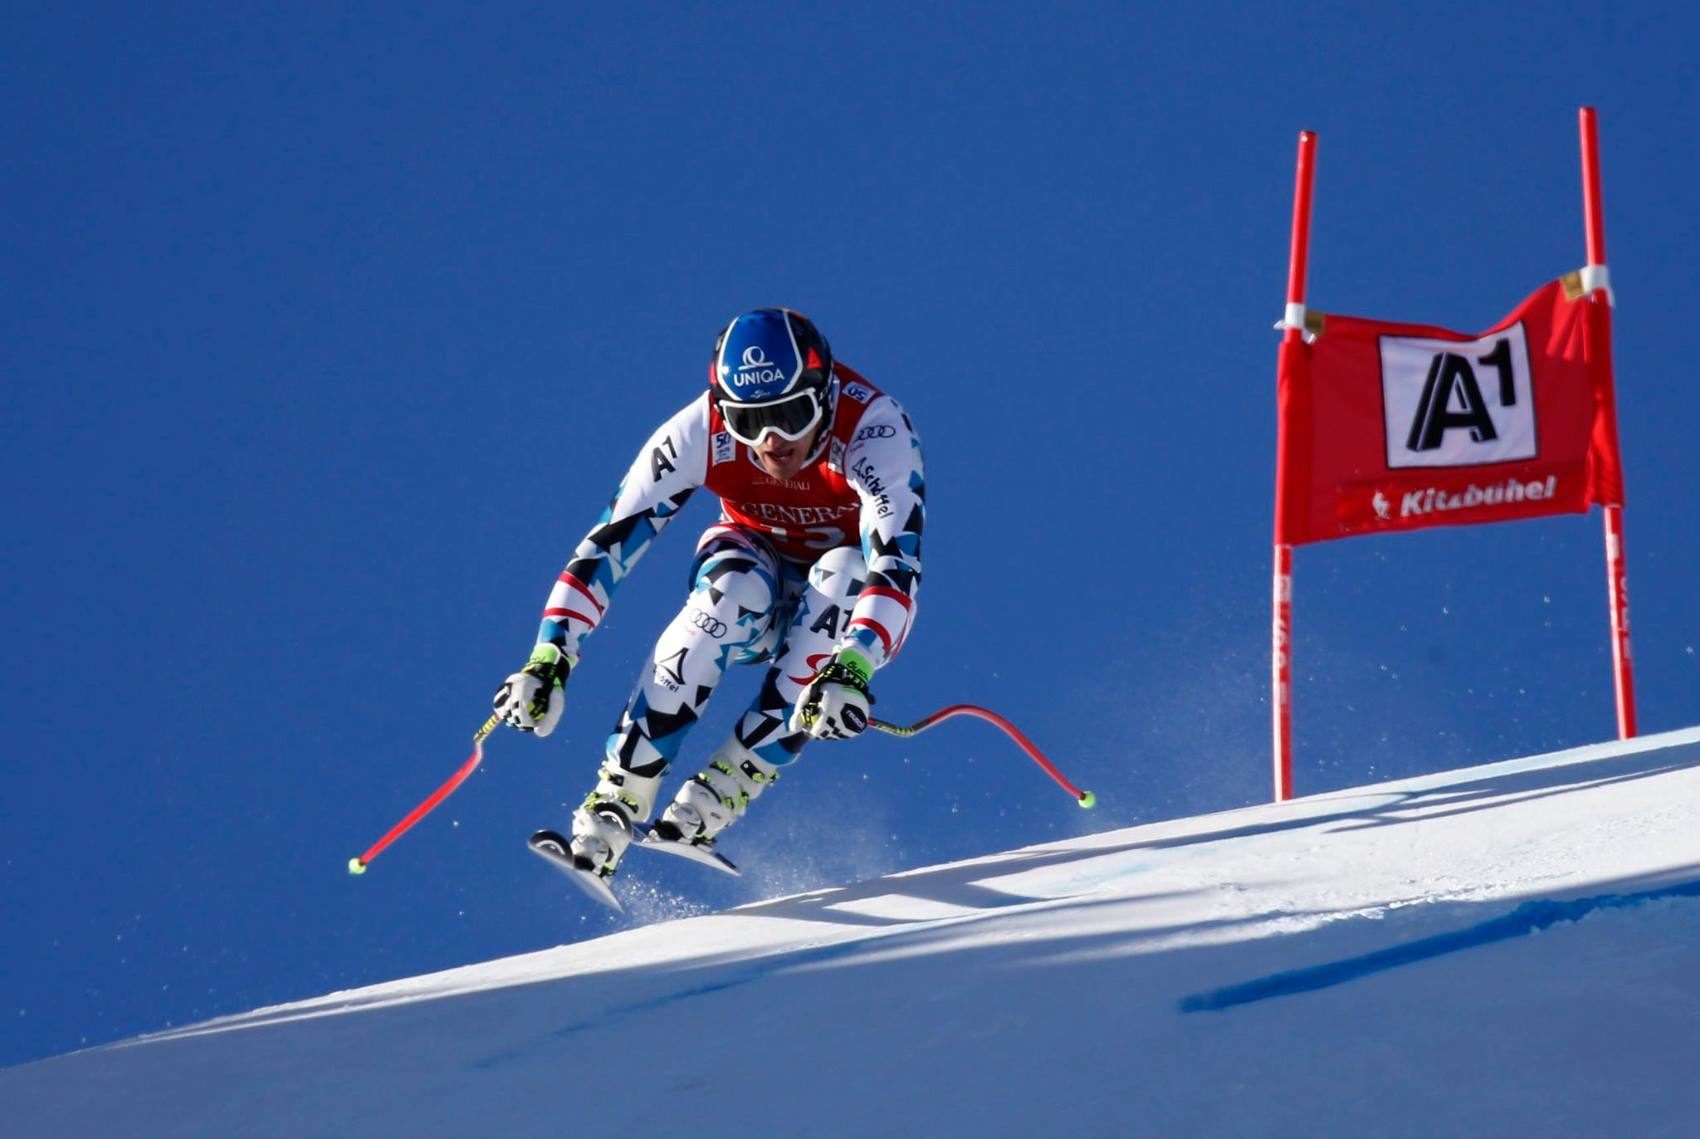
[{"left": 527, "top": 829, "right": 622, "bottom": 911}]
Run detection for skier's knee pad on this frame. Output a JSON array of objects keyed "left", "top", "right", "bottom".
[
  {"left": 696, "top": 559, "right": 775, "bottom": 616},
  {"left": 691, "top": 550, "right": 779, "bottom": 619},
  {"left": 807, "top": 546, "right": 867, "bottom": 607},
  {"left": 691, "top": 555, "right": 782, "bottom": 664}
]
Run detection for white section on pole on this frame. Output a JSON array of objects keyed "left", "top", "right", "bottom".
[
  {"left": 1580, "top": 263, "right": 1614, "bottom": 306},
  {"left": 1274, "top": 303, "right": 1316, "bottom": 343}
]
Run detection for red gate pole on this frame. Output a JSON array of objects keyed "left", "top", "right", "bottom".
[
  {"left": 1272, "top": 130, "right": 1317, "bottom": 801},
  {"left": 1578, "top": 106, "right": 1637, "bottom": 738}
]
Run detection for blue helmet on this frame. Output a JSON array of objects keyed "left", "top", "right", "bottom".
[
  {"left": 710, "top": 308, "right": 836, "bottom": 446},
  {"left": 711, "top": 308, "right": 833, "bottom": 402}
]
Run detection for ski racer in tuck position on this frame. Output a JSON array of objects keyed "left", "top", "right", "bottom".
[{"left": 492, "top": 308, "right": 926, "bottom": 894}]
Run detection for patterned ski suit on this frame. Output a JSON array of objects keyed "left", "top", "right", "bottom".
[{"left": 537, "top": 366, "right": 925, "bottom": 831}]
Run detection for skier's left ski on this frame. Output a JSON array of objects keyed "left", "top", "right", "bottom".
[
  {"left": 527, "top": 829, "right": 623, "bottom": 911},
  {"left": 632, "top": 822, "right": 741, "bottom": 876}
]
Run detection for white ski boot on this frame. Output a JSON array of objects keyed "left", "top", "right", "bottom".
[
  {"left": 635, "top": 743, "right": 779, "bottom": 876},
  {"left": 569, "top": 802, "right": 634, "bottom": 874},
  {"left": 529, "top": 763, "right": 662, "bottom": 911}
]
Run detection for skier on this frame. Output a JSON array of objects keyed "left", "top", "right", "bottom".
[{"left": 492, "top": 308, "right": 925, "bottom": 899}]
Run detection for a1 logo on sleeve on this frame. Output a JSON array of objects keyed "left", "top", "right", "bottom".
[{"left": 1380, "top": 322, "right": 1537, "bottom": 468}]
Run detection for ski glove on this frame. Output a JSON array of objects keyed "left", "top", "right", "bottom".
[
  {"left": 494, "top": 643, "right": 575, "bottom": 737},
  {"left": 789, "top": 649, "right": 875, "bottom": 741}
]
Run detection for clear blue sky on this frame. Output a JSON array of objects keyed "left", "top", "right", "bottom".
[{"left": 4, "top": 3, "right": 1697, "bottom": 1067}]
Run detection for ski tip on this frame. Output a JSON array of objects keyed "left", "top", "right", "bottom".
[{"left": 528, "top": 830, "right": 624, "bottom": 912}]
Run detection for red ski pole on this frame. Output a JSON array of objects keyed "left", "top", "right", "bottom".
[
  {"left": 870, "top": 705, "right": 1096, "bottom": 808},
  {"left": 348, "top": 713, "right": 503, "bottom": 875}
]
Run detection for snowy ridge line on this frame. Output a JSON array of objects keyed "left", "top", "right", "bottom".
[
  {"left": 1179, "top": 875, "right": 1700, "bottom": 1012},
  {"left": 1297, "top": 724, "right": 1700, "bottom": 800},
  {"left": 120, "top": 724, "right": 1700, "bottom": 1052},
  {"left": 122, "top": 850, "right": 1104, "bottom": 1050},
  {"left": 8, "top": 725, "right": 1700, "bottom": 1137}
]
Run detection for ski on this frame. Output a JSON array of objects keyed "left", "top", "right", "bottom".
[
  {"left": 631, "top": 822, "right": 741, "bottom": 876},
  {"left": 527, "top": 829, "right": 623, "bottom": 911}
]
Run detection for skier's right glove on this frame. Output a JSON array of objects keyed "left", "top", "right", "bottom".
[{"left": 493, "top": 643, "right": 575, "bottom": 737}]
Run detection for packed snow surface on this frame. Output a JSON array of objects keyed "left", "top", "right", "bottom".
[{"left": 8, "top": 727, "right": 1700, "bottom": 1137}]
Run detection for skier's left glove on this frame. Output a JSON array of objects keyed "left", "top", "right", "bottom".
[
  {"left": 789, "top": 649, "right": 875, "bottom": 741},
  {"left": 493, "top": 643, "right": 575, "bottom": 737}
]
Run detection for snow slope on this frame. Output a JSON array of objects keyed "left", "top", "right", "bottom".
[{"left": 8, "top": 727, "right": 1700, "bottom": 1138}]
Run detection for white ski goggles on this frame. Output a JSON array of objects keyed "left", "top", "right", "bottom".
[{"left": 721, "top": 388, "right": 826, "bottom": 447}]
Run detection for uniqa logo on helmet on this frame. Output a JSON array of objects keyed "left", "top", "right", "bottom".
[{"left": 723, "top": 341, "right": 799, "bottom": 400}]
